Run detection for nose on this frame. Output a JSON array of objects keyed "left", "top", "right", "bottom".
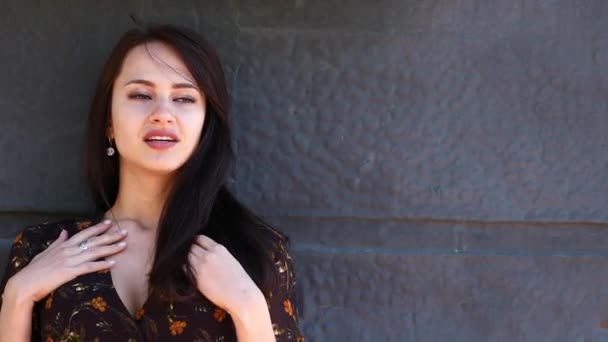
[{"left": 149, "top": 100, "right": 175, "bottom": 124}]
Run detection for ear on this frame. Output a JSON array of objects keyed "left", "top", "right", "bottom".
[{"left": 106, "top": 119, "right": 114, "bottom": 140}]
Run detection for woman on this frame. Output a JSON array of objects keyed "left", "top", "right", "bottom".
[{"left": 0, "top": 23, "right": 304, "bottom": 341}]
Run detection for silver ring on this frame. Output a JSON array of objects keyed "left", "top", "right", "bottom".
[{"left": 79, "top": 240, "right": 89, "bottom": 251}]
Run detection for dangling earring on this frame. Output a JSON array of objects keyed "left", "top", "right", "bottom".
[{"left": 106, "top": 138, "right": 115, "bottom": 156}]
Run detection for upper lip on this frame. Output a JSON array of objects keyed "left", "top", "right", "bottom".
[{"left": 143, "top": 130, "right": 179, "bottom": 141}]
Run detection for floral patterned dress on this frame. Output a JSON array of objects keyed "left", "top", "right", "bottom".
[{"left": 0, "top": 214, "right": 304, "bottom": 342}]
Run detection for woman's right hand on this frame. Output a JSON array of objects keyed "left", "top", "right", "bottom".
[{"left": 7, "top": 220, "right": 127, "bottom": 304}]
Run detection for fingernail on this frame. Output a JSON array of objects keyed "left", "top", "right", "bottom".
[
  {"left": 120, "top": 229, "right": 127, "bottom": 235},
  {"left": 103, "top": 219, "right": 112, "bottom": 225},
  {"left": 107, "top": 259, "right": 116, "bottom": 264},
  {"left": 118, "top": 241, "right": 127, "bottom": 247}
]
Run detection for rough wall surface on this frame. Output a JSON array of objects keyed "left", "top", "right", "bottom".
[{"left": 1, "top": 1, "right": 608, "bottom": 341}]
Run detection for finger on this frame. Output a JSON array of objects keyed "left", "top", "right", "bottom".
[
  {"left": 67, "top": 220, "right": 113, "bottom": 246},
  {"left": 74, "top": 259, "right": 116, "bottom": 276},
  {"left": 71, "top": 241, "right": 127, "bottom": 264},
  {"left": 86, "top": 228, "right": 127, "bottom": 249},
  {"left": 48, "top": 229, "right": 68, "bottom": 249},
  {"left": 194, "top": 235, "right": 220, "bottom": 250},
  {"left": 33, "top": 229, "right": 68, "bottom": 260},
  {"left": 189, "top": 244, "right": 204, "bottom": 259},
  {"left": 187, "top": 252, "right": 199, "bottom": 276}
]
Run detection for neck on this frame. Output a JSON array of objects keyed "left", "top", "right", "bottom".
[{"left": 106, "top": 161, "right": 175, "bottom": 232}]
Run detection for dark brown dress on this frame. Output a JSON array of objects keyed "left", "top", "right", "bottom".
[{"left": 0, "top": 214, "right": 304, "bottom": 342}]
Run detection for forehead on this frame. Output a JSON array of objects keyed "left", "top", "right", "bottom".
[{"left": 117, "top": 41, "right": 195, "bottom": 84}]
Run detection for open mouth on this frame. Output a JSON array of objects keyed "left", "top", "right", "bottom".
[
  {"left": 144, "top": 138, "right": 178, "bottom": 142},
  {"left": 143, "top": 131, "right": 180, "bottom": 150},
  {"left": 144, "top": 137, "right": 178, "bottom": 149}
]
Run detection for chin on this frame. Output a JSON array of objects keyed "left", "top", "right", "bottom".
[
  {"left": 143, "top": 161, "right": 185, "bottom": 175},
  {"left": 123, "top": 157, "right": 186, "bottom": 176}
]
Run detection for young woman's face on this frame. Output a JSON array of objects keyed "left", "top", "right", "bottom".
[{"left": 108, "top": 41, "right": 206, "bottom": 175}]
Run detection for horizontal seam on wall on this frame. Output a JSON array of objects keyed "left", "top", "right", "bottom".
[
  {"left": 293, "top": 243, "right": 608, "bottom": 257},
  {"left": 266, "top": 215, "right": 608, "bottom": 228}
]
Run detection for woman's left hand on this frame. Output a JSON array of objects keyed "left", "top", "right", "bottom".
[{"left": 188, "top": 235, "right": 265, "bottom": 315}]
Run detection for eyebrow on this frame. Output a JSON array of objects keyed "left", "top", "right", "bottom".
[{"left": 124, "top": 79, "right": 198, "bottom": 90}]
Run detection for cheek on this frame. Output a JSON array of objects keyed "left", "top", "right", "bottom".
[
  {"left": 188, "top": 116, "right": 206, "bottom": 143},
  {"left": 181, "top": 109, "right": 206, "bottom": 141},
  {"left": 111, "top": 117, "right": 144, "bottom": 150},
  {"left": 111, "top": 99, "right": 149, "bottom": 136}
]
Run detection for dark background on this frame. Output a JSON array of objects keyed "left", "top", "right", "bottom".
[{"left": 2, "top": 1, "right": 608, "bottom": 341}]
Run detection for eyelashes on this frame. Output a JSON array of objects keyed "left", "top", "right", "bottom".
[
  {"left": 128, "top": 93, "right": 151, "bottom": 100},
  {"left": 127, "top": 93, "right": 196, "bottom": 103},
  {"left": 174, "top": 97, "right": 195, "bottom": 103}
]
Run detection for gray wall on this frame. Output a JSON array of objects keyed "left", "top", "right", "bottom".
[{"left": 2, "top": 1, "right": 608, "bottom": 341}]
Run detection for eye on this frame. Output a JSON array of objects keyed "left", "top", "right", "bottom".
[
  {"left": 128, "top": 93, "right": 152, "bottom": 100},
  {"left": 174, "top": 97, "right": 195, "bottom": 103}
]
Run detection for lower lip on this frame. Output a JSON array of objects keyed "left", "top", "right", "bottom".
[{"left": 144, "top": 140, "right": 178, "bottom": 150}]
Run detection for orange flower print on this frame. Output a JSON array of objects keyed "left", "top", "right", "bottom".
[
  {"left": 169, "top": 320, "right": 187, "bottom": 335},
  {"left": 135, "top": 307, "right": 145, "bottom": 320},
  {"left": 14, "top": 232, "right": 23, "bottom": 244},
  {"left": 91, "top": 296, "right": 107, "bottom": 312},
  {"left": 283, "top": 299, "right": 295, "bottom": 319},
  {"left": 77, "top": 220, "right": 93, "bottom": 231},
  {"left": 45, "top": 337, "right": 54, "bottom": 342},
  {"left": 45, "top": 293, "right": 53, "bottom": 310},
  {"left": 214, "top": 307, "right": 226, "bottom": 322}
]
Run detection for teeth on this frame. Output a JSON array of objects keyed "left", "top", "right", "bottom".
[{"left": 146, "top": 136, "right": 175, "bottom": 141}]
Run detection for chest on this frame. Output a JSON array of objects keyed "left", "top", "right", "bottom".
[
  {"left": 108, "top": 232, "right": 155, "bottom": 316},
  {"left": 38, "top": 272, "right": 235, "bottom": 341}
]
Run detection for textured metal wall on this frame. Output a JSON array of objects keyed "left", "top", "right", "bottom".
[{"left": 2, "top": 1, "right": 608, "bottom": 341}]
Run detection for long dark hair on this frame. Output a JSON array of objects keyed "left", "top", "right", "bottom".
[{"left": 84, "top": 23, "right": 283, "bottom": 301}]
